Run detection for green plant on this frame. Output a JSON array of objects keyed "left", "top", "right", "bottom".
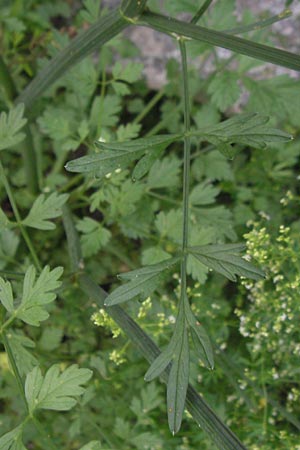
[{"left": 1, "top": 0, "right": 300, "bottom": 448}]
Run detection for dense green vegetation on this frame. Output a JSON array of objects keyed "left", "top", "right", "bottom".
[{"left": 0, "top": 0, "right": 300, "bottom": 448}]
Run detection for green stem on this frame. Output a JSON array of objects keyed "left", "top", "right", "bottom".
[
  {"left": 179, "top": 39, "right": 191, "bottom": 299},
  {"left": 62, "top": 208, "right": 247, "bottom": 449},
  {"left": 191, "top": 0, "right": 213, "bottom": 24},
  {"left": 21, "top": 124, "right": 40, "bottom": 194},
  {"left": 133, "top": 88, "right": 165, "bottom": 125},
  {"left": 0, "top": 56, "right": 18, "bottom": 101},
  {"left": 31, "top": 416, "right": 59, "bottom": 450},
  {"left": 0, "top": 159, "right": 42, "bottom": 271},
  {"left": 1, "top": 331, "right": 28, "bottom": 411}
]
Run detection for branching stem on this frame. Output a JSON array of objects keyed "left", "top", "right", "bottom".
[{"left": 179, "top": 39, "right": 191, "bottom": 305}]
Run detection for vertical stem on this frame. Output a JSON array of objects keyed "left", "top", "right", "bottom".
[
  {"left": 0, "top": 159, "right": 42, "bottom": 271},
  {"left": 0, "top": 56, "right": 18, "bottom": 101},
  {"left": 179, "top": 39, "right": 191, "bottom": 299},
  {"left": 1, "top": 331, "right": 29, "bottom": 412}
]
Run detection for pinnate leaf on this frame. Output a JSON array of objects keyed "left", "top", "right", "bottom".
[
  {"left": 0, "top": 265, "right": 63, "bottom": 326},
  {"left": 188, "top": 243, "right": 264, "bottom": 281},
  {"left": 104, "top": 256, "right": 181, "bottom": 306},
  {"left": 0, "top": 104, "right": 27, "bottom": 151},
  {"left": 65, "top": 134, "right": 181, "bottom": 177},
  {"left": 22, "top": 192, "right": 69, "bottom": 230},
  {"left": 194, "top": 113, "right": 292, "bottom": 159},
  {"left": 25, "top": 364, "right": 92, "bottom": 413}
]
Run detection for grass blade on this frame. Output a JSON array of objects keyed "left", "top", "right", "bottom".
[
  {"left": 17, "top": 11, "right": 128, "bottom": 109},
  {"left": 141, "top": 11, "right": 300, "bottom": 72}
]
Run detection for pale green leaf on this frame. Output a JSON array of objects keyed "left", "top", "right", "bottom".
[
  {"left": 0, "top": 277, "right": 14, "bottom": 312},
  {"left": 155, "top": 209, "right": 182, "bottom": 243},
  {"left": 192, "top": 150, "right": 233, "bottom": 181},
  {"left": 112, "top": 61, "right": 144, "bottom": 83},
  {"left": 188, "top": 243, "right": 264, "bottom": 281},
  {"left": 7, "top": 331, "right": 37, "bottom": 376},
  {"left": 39, "top": 327, "right": 64, "bottom": 351},
  {"left": 116, "top": 123, "right": 141, "bottom": 142},
  {"left": 25, "top": 364, "right": 92, "bottom": 413},
  {"left": 14, "top": 265, "right": 63, "bottom": 326},
  {"left": 0, "top": 207, "right": 11, "bottom": 230},
  {"left": 141, "top": 246, "right": 171, "bottom": 266},
  {"left": 104, "top": 257, "right": 181, "bottom": 306},
  {"left": 80, "top": 0, "right": 101, "bottom": 24},
  {"left": 190, "top": 182, "right": 220, "bottom": 205},
  {"left": 208, "top": 71, "right": 240, "bottom": 112},
  {"left": 22, "top": 192, "right": 69, "bottom": 230},
  {"left": 147, "top": 156, "right": 181, "bottom": 189},
  {"left": 0, "top": 425, "right": 25, "bottom": 450},
  {"left": 0, "top": 104, "right": 27, "bottom": 151},
  {"left": 76, "top": 217, "right": 111, "bottom": 257}
]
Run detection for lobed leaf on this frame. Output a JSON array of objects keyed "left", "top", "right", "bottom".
[
  {"left": 0, "top": 104, "right": 27, "bottom": 151},
  {"left": 188, "top": 243, "right": 264, "bottom": 281},
  {"left": 104, "top": 256, "right": 181, "bottom": 306},
  {"left": 193, "top": 113, "right": 292, "bottom": 158},
  {"left": 25, "top": 364, "right": 92, "bottom": 413},
  {"left": 65, "top": 134, "right": 180, "bottom": 177},
  {"left": 16, "top": 265, "right": 63, "bottom": 326},
  {"left": 22, "top": 192, "right": 69, "bottom": 230}
]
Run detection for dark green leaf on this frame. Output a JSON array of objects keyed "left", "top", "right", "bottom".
[
  {"left": 193, "top": 112, "right": 292, "bottom": 158},
  {"left": 185, "top": 301, "right": 214, "bottom": 369},
  {"left": 144, "top": 342, "right": 174, "bottom": 382},
  {"left": 65, "top": 135, "right": 180, "bottom": 177},
  {"left": 188, "top": 243, "right": 264, "bottom": 281},
  {"left": 167, "top": 326, "right": 189, "bottom": 434},
  {"left": 104, "top": 256, "right": 181, "bottom": 306}
]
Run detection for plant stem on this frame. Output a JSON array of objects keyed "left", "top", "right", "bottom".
[
  {"left": 191, "top": 0, "right": 213, "bottom": 24},
  {"left": 179, "top": 39, "right": 191, "bottom": 300},
  {"left": 62, "top": 208, "right": 247, "bottom": 450},
  {"left": 0, "top": 159, "right": 42, "bottom": 271},
  {"left": 0, "top": 56, "right": 18, "bottom": 101},
  {"left": 1, "top": 331, "right": 29, "bottom": 411},
  {"left": 133, "top": 88, "right": 165, "bottom": 125}
]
